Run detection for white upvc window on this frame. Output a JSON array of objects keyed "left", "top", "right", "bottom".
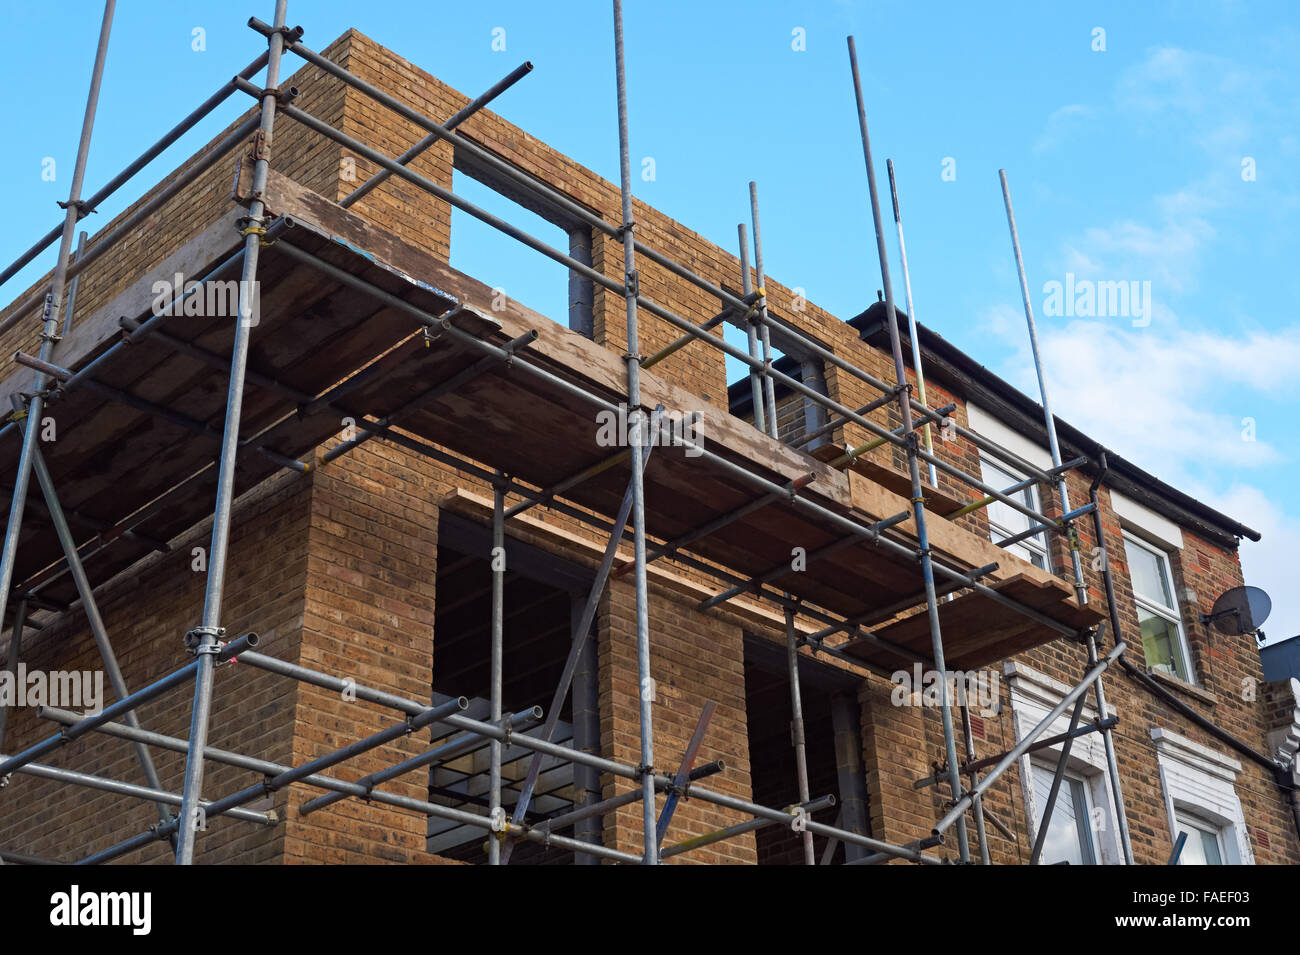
[
  {"left": 1030, "top": 761, "right": 1099, "bottom": 865},
  {"left": 1152, "top": 728, "right": 1254, "bottom": 865},
  {"left": 978, "top": 454, "right": 1050, "bottom": 571},
  {"left": 1006, "top": 662, "right": 1125, "bottom": 864},
  {"left": 1122, "top": 531, "right": 1195, "bottom": 683},
  {"left": 1174, "top": 810, "right": 1227, "bottom": 865}
]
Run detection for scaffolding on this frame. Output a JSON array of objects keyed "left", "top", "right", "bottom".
[{"left": 0, "top": 0, "right": 1138, "bottom": 865}]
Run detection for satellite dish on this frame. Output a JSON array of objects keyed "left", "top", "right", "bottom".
[{"left": 1199, "top": 586, "right": 1271, "bottom": 641}]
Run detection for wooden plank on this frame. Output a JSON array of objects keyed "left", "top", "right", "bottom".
[
  {"left": 847, "top": 469, "right": 1075, "bottom": 599},
  {"left": 810, "top": 443, "right": 968, "bottom": 516}
]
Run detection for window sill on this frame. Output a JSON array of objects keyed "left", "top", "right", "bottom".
[{"left": 1147, "top": 667, "right": 1217, "bottom": 706}]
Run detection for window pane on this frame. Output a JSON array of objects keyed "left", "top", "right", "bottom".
[
  {"left": 1031, "top": 765, "right": 1094, "bottom": 865},
  {"left": 1176, "top": 816, "right": 1223, "bottom": 865},
  {"left": 1124, "top": 538, "right": 1173, "bottom": 608},
  {"left": 1200, "top": 829, "right": 1223, "bottom": 865},
  {"left": 1137, "top": 607, "right": 1189, "bottom": 681},
  {"left": 1178, "top": 826, "right": 1208, "bottom": 865},
  {"left": 981, "top": 458, "right": 1047, "bottom": 569},
  {"left": 995, "top": 538, "right": 1047, "bottom": 570}
]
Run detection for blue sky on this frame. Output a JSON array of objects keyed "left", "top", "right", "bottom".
[{"left": 2, "top": 1, "right": 1296, "bottom": 642}]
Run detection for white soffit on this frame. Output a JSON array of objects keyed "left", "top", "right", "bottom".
[
  {"left": 965, "top": 401, "right": 1053, "bottom": 472},
  {"left": 1112, "top": 489, "right": 1184, "bottom": 550}
]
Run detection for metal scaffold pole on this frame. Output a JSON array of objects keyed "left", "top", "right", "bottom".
[
  {"left": 488, "top": 472, "right": 505, "bottom": 864},
  {"left": 173, "top": 0, "right": 290, "bottom": 865},
  {"left": 749, "top": 183, "right": 780, "bottom": 440},
  {"left": 958, "top": 699, "right": 992, "bottom": 864},
  {"left": 1088, "top": 454, "right": 1135, "bottom": 863},
  {"left": 739, "top": 223, "right": 767, "bottom": 435},
  {"left": 0, "top": 1, "right": 1175, "bottom": 869},
  {"left": 998, "top": 170, "right": 1088, "bottom": 606},
  {"left": 847, "top": 35, "right": 970, "bottom": 862},
  {"left": 611, "top": 0, "right": 657, "bottom": 864},
  {"left": 0, "top": 0, "right": 115, "bottom": 653},
  {"left": 886, "top": 159, "right": 937, "bottom": 486},
  {"left": 785, "top": 607, "right": 816, "bottom": 864}
]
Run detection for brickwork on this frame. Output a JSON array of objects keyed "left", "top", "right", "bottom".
[{"left": 0, "top": 28, "right": 1294, "bottom": 866}]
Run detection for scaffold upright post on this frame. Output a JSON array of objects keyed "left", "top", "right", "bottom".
[
  {"left": 998, "top": 169, "right": 1088, "bottom": 606},
  {"left": 886, "top": 159, "right": 937, "bottom": 486},
  {"left": 739, "top": 223, "right": 767, "bottom": 435},
  {"left": 785, "top": 607, "right": 816, "bottom": 864},
  {"left": 488, "top": 471, "right": 505, "bottom": 863},
  {"left": 611, "top": 0, "right": 657, "bottom": 864},
  {"left": 174, "top": 0, "right": 289, "bottom": 865},
  {"left": 0, "top": 0, "right": 115, "bottom": 652},
  {"left": 749, "top": 183, "right": 779, "bottom": 439},
  {"left": 847, "top": 34, "right": 970, "bottom": 862}
]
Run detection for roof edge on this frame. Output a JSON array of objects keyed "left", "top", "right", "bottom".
[{"left": 850, "top": 302, "right": 1261, "bottom": 548}]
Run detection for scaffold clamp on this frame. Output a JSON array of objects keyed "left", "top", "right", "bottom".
[
  {"left": 184, "top": 625, "right": 226, "bottom": 653},
  {"left": 57, "top": 198, "right": 96, "bottom": 217}
]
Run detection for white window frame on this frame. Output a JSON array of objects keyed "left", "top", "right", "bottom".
[
  {"left": 978, "top": 453, "right": 1050, "bottom": 572},
  {"left": 1005, "top": 661, "right": 1125, "bottom": 864},
  {"left": 1028, "top": 759, "right": 1099, "bottom": 865},
  {"left": 1152, "top": 728, "right": 1254, "bottom": 865},
  {"left": 1173, "top": 809, "right": 1227, "bottom": 865},
  {"left": 1122, "top": 530, "right": 1196, "bottom": 684}
]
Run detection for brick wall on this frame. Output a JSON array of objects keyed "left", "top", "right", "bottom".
[{"left": 1, "top": 27, "right": 1294, "bottom": 866}]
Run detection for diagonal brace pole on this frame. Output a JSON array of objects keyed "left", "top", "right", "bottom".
[
  {"left": 1029, "top": 694, "right": 1086, "bottom": 864},
  {"left": 655, "top": 701, "right": 715, "bottom": 847},
  {"left": 498, "top": 407, "right": 661, "bottom": 862},
  {"left": 18, "top": 412, "right": 172, "bottom": 831}
]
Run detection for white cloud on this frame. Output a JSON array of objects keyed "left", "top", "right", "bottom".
[
  {"left": 1201, "top": 484, "right": 1300, "bottom": 644},
  {"left": 1034, "top": 104, "right": 1095, "bottom": 155},
  {"left": 990, "top": 318, "right": 1300, "bottom": 484},
  {"left": 1117, "top": 47, "right": 1255, "bottom": 117},
  {"left": 988, "top": 317, "right": 1300, "bottom": 644},
  {"left": 1060, "top": 211, "right": 1215, "bottom": 298}
]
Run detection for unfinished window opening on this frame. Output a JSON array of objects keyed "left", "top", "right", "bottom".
[
  {"left": 451, "top": 150, "right": 595, "bottom": 339},
  {"left": 429, "top": 512, "right": 599, "bottom": 864},
  {"left": 724, "top": 325, "right": 829, "bottom": 450},
  {"left": 742, "top": 635, "right": 870, "bottom": 864}
]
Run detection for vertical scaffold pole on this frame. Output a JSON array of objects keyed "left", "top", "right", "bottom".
[
  {"left": 886, "top": 159, "right": 937, "bottom": 486},
  {"left": 174, "top": 0, "right": 289, "bottom": 865},
  {"left": 0, "top": 599, "right": 27, "bottom": 752},
  {"left": 998, "top": 170, "right": 1087, "bottom": 606},
  {"left": 958, "top": 700, "right": 991, "bottom": 864},
  {"left": 611, "top": 0, "right": 657, "bottom": 865},
  {"left": 0, "top": 0, "right": 115, "bottom": 647},
  {"left": 738, "top": 223, "right": 767, "bottom": 435},
  {"left": 1087, "top": 455, "right": 1134, "bottom": 863},
  {"left": 847, "top": 35, "right": 970, "bottom": 862},
  {"left": 488, "top": 473, "right": 505, "bottom": 864},
  {"left": 749, "top": 183, "right": 780, "bottom": 440},
  {"left": 785, "top": 607, "right": 816, "bottom": 864}
]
